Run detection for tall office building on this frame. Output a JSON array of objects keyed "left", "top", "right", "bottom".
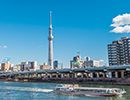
[
  {"left": 20, "top": 61, "right": 38, "bottom": 71},
  {"left": 53, "top": 60, "right": 58, "bottom": 69},
  {"left": 84, "top": 57, "right": 104, "bottom": 67},
  {"left": 70, "top": 55, "right": 84, "bottom": 68},
  {"left": 48, "top": 11, "right": 54, "bottom": 68},
  {"left": 108, "top": 37, "right": 130, "bottom": 66}
]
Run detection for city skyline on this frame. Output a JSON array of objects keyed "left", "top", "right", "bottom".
[{"left": 0, "top": 0, "right": 130, "bottom": 67}]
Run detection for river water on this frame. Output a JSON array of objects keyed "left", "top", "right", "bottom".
[{"left": 0, "top": 81, "right": 129, "bottom": 100}]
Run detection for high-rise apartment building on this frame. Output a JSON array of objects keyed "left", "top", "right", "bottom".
[{"left": 108, "top": 37, "right": 130, "bottom": 66}]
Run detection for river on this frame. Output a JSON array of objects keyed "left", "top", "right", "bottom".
[{"left": 0, "top": 81, "right": 129, "bottom": 100}]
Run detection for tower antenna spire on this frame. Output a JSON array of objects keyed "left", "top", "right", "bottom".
[
  {"left": 48, "top": 11, "right": 54, "bottom": 68},
  {"left": 49, "top": 11, "right": 52, "bottom": 28}
]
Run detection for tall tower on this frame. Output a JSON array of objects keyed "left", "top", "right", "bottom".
[{"left": 48, "top": 11, "right": 54, "bottom": 68}]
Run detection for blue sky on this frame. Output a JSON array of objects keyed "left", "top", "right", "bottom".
[{"left": 0, "top": 0, "right": 130, "bottom": 67}]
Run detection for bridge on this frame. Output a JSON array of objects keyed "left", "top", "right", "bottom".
[{"left": 0, "top": 65, "right": 130, "bottom": 85}]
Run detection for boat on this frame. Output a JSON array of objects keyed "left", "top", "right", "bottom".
[{"left": 54, "top": 84, "right": 126, "bottom": 97}]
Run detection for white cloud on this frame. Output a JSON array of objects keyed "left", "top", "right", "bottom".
[
  {"left": 3, "top": 45, "right": 7, "bottom": 48},
  {"left": 0, "top": 45, "right": 7, "bottom": 49},
  {"left": 110, "top": 13, "right": 130, "bottom": 33}
]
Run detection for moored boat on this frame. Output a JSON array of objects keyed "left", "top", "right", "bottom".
[{"left": 54, "top": 84, "right": 126, "bottom": 97}]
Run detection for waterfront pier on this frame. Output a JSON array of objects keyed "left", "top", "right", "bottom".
[{"left": 0, "top": 65, "right": 130, "bottom": 85}]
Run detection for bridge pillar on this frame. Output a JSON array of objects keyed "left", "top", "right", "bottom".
[
  {"left": 121, "top": 71, "right": 124, "bottom": 78},
  {"left": 29, "top": 74, "right": 32, "bottom": 78},
  {"left": 115, "top": 71, "right": 118, "bottom": 78},
  {"left": 81, "top": 73, "right": 84, "bottom": 78},
  {"left": 102, "top": 72, "right": 106, "bottom": 78},
  {"left": 60, "top": 74, "right": 64, "bottom": 78},
  {"left": 74, "top": 73, "right": 77, "bottom": 78},
  {"left": 48, "top": 74, "right": 52, "bottom": 78},
  {"left": 83, "top": 73, "right": 88, "bottom": 78},
  {"left": 55, "top": 74, "right": 58, "bottom": 78},
  {"left": 66, "top": 73, "right": 70, "bottom": 78},
  {"left": 90, "top": 72, "right": 93, "bottom": 78},
  {"left": 37, "top": 74, "right": 41, "bottom": 78},
  {"left": 96, "top": 72, "right": 99, "bottom": 78}
]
